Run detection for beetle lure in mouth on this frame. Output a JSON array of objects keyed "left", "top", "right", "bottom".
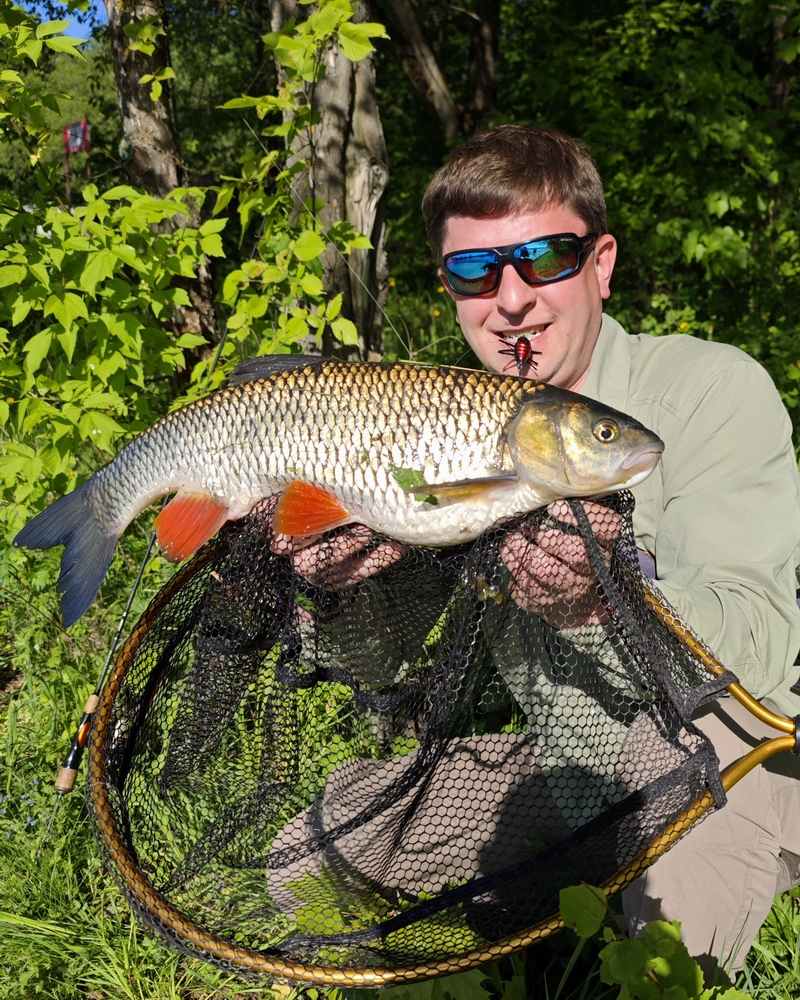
[{"left": 493, "top": 332, "right": 542, "bottom": 376}]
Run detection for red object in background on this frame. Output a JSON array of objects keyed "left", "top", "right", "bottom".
[
  {"left": 64, "top": 119, "right": 91, "bottom": 154},
  {"left": 63, "top": 119, "right": 92, "bottom": 202}
]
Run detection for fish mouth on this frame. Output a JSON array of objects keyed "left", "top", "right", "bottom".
[
  {"left": 619, "top": 441, "right": 664, "bottom": 471},
  {"left": 616, "top": 441, "right": 664, "bottom": 487}
]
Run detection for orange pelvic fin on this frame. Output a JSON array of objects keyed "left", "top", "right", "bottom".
[
  {"left": 154, "top": 492, "right": 231, "bottom": 562},
  {"left": 273, "top": 481, "right": 352, "bottom": 539}
]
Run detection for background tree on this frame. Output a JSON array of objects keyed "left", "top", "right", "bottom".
[{"left": 268, "top": 0, "right": 390, "bottom": 359}]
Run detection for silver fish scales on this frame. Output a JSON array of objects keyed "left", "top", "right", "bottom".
[{"left": 14, "top": 356, "right": 664, "bottom": 626}]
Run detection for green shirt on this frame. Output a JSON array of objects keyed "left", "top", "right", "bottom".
[{"left": 582, "top": 315, "right": 800, "bottom": 717}]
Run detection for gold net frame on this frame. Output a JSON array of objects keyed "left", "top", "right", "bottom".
[{"left": 87, "top": 543, "right": 798, "bottom": 989}]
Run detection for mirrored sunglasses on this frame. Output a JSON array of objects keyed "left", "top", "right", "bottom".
[{"left": 442, "top": 233, "right": 597, "bottom": 297}]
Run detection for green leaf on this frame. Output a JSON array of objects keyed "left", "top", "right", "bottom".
[
  {"left": 44, "top": 292, "right": 88, "bottom": 327},
  {"left": 36, "top": 19, "right": 73, "bottom": 38},
  {"left": 300, "top": 273, "right": 324, "bottom": 296},
  {"left": 390, "top": 465, "right": 437, "bottom": 505},
  {"left": 200, "top": 233, "right": 224, "bottom": 256},
  {"left": 57, "top": 325, "right": 78, "bottom": 363},
  {"left": 44, "top": 36, "right": 84, "bottom": 57},
  {"left": 326, "top": 292, "right": 343, "bottom": 320},
  {"left": 22, "top": 329, "right": 52, "bottom": 376},
  {"left": 294, "top": 229, "right": 326, "bottom": 261},
  {"left": 0, "top": 264, "right": 26, "bottom": 288},
  {"left": 199, "top": 218, "right": 227, "bottom": 236},
  {"left": 150, "top": 79, "right": 163, "bottom": 102},
  {"left": 80, "top": 249, "right": 118, "bottom": 295},
  {"left": 331, "top": 316, "right": 358, "bottom": 346},
  {"left": 347, "top": 233, "right": 373, "bottom": 250},
  {"left": 644, "top": 922, "right": 703, "bottom": 997},
  {"left": 599, "top": 938, "right": 651, "bottom": 985},
  {"left": 338, "top": 21, "right": 389, "bottom": 62},
  {"left": 174, "top": 332, "right": 207, "bottom": 348},
  {"left": 438, "top": 969, "right": 493, "bottom": 1000},
  {"left": 219, "top": 96, "right": 262, "bottom": 109},
  {"left": 559, "top": 884, "right": 607, "bottom": 938}
]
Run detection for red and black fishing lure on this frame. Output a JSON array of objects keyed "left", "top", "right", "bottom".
[{"left": 493, "top": 333, "right": 541, "bottom": 376}]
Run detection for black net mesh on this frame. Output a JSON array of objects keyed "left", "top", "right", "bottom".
[{"left": 88, "top": 492, "right": 736, "bottom": 979}]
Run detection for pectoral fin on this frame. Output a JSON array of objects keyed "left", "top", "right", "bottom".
[
  {"left": 402, "top": 473, "right": 519, "bottom": 505},
  {"left": 272, "top": 481, "right": 353, "bottom": 538},
  {"left": 154, "top": 492, "right": 231, "bottom": 562}
]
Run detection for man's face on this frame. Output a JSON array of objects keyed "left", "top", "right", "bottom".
[{"left": 439, "top": 204, "right": 617, "bottom": 392}]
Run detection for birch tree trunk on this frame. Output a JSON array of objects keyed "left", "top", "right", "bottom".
[
  {"left": 270, "top": 0, "right": 390, "bottom": 360},
  {"left": 103, "top": 0, "right": 220, "bottom": 347}
]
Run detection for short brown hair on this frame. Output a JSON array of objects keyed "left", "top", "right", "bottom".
[{"left": 422, "top": 125, "right": 607, "bottom": 260}]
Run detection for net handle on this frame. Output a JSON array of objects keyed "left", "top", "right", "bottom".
[{"left": 642, "top": 586, "right": 797, "bottom": 738}]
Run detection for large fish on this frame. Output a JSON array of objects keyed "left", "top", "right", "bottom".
[{"left": 14, "top": 356, "right": 664, "bottom": 627}]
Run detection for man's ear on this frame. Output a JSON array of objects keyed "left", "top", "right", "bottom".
[{"left": 594, "top": 234, "right": 617, "bottom": 300}]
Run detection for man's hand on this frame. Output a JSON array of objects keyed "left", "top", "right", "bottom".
[
  {"left": 500, "top": 500, "right": 620, "bottom": 628},
  {"left": 271, "top": 523, "right": 408, "bottom": 590}
]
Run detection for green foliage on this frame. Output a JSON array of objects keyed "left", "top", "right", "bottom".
[
  {"left": 0, "top": 0, "right": 83, "bottom": 170},
  {"left": 0, "top": 0, "right": 383, "bottom": 549},
  {"left": 200, "top": 0, "right": 379, "bottom": 388},
  {"left": 0, "top": 179, "right": 219, "bottom": 533},
  {"left": 559, "top": 884, "right": 752, "bottom": 1000}
]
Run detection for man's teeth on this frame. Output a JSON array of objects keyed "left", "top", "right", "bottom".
[{"left": 500, "top": 325, "right": 549, "bottom": 339}]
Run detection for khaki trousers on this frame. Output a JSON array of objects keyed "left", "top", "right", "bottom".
[{"left": 622, "top": 697, "right": 800, "bottom": 976}]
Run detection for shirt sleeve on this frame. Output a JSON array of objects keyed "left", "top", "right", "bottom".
[{"left": 648, "top": 355, "right": 800, "bottom": 704}]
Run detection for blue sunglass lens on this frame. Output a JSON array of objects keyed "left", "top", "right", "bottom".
[{"left": 444, "top": 252, "right": 499, "bottom": 294}]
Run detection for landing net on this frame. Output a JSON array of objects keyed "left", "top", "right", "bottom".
[{"left": 87, "top": 492, "right": 737, "bottom": 985}]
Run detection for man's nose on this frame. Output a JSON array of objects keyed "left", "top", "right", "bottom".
[{"left": 494, "top": 261, "right": 537, "bottom": 315}]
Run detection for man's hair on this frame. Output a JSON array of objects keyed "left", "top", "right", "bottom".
[{"left": 422, "top": 125, "right": 608, "bottom": 260}]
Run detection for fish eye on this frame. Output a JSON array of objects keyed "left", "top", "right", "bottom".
[{"left": 593, "top": 419, "right": 619, "bottom": 443}]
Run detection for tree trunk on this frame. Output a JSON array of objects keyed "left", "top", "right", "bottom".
[
  {"left": 270, "top": 0, "right": 390, "bottom": 361},
  {"left": 103, "top": 0, "right": 183, "bottom": 196},
  {"left": 103, "top": 0, "right": 220, "bottom": 351},
  {"left": 381, "top": 0, "right": 499, "bottom": 138},
  {"left": 770, "top": 8, "right": 792, "bottom": 112},
  {"left": 464, "top": 0, "right": 500, "bottom": 133},
  {"left": 383, "top": 0, "right": 460, "bottom": 140}
]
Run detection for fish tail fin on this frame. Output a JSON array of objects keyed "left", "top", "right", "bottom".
[{"left": 14, "top": 482, "right": 118, "bottom": 627}]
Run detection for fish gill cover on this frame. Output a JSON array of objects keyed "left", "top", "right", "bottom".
[{"left": 87, "top": 492, "right": 735, "bottom": 986}]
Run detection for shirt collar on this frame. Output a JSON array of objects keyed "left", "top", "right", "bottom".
[{"left": 579, "top": 313, "right": 631, "bottom": 412}]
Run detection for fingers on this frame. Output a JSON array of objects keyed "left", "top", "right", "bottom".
[
  {"left": 500, "top": 501, "right": 620, "bottom": 625},
  {"left": 545, "top": 499, "right": 621, "bottom": 547},
  {"left": 272, "top": 523, "right": 408, "bottom": 589}
]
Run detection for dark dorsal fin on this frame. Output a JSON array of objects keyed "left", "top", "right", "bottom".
[{"left": 228, "top": 354, "right": 335, "bottom": 388}]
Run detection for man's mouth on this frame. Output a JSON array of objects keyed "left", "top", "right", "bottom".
[{"left": 494, "top": 323, "right": 551, "bottom": 341}]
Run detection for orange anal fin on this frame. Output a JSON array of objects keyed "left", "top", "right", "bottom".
[
  {"left": 273, "top": 481, "right": 352, "bottom": 539},
  {"left": 153, "top": 493, "right": 230, "bottom": 563}
]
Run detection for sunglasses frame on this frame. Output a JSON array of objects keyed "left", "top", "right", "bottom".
[{"left": 442, "top": 232, "right": 597, "bottom": 297}]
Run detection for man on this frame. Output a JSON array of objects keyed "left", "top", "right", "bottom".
[
  {"left": 421, "top": 124, "right": 800, "bottom": 975},
  {"left": 280, "top": 124, "right": 800, "bottom": 975}
]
